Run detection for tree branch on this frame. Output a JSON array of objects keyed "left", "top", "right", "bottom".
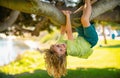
[
  {"left": 0, "top": 0, "right": 65, "bottom": 26},
  {"left": 0, "top": 10, "right": 20, "bottom": 32},
  {"left": 0, "top": 0, "right": 120, "bottom": 28}
]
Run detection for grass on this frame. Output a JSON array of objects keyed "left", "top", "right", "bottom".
[{"left": 0, "top": 39, "right": 120, "bottom": 78}]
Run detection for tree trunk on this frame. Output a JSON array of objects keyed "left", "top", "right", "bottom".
[
  {"left": 90, "top": 0, "right": 120, "bottom": 20},
  {"left": 32, "top": 17, "right": 49, "bottom": 36},
  {"left": 0, "top": 0, "right": 120, "bottom": 27},
  {"left": 102, "top": 25, "right": 107, "bottom": 44},
  {"left": 94, "top": 6, "right": 120, "bottom": 23},
  {"left": 0, "top": 10, "right": 20, "bottom": 32},
  {"left": 0, "top": 0, "right": 65, "bottom": 26}
]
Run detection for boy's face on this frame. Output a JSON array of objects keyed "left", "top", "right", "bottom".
[{"left": 51, "top": 43, "right": 66, "bottom": 57}]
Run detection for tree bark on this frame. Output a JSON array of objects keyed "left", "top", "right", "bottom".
[
  {"left": 32, "top": 17, "right": 49, "bottom": 36},
  {"left": 94, "top": 6, "right": 120, "bottom": 23},
  {"left": 0, "top": 0, "right": 65, "bottom": 26},
  {"left": 90, "top": 0, "right": 120, "bottom": 20},
  {"left": 71, "top": 0, "right": 120, "bottom": 26},
  {"left": 0, "top": 0, "right": 120, "bottom": 27}
]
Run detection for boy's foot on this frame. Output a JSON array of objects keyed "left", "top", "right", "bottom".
[
  {"left": 85, "top": 0, "right": 97, "bottom": 4},
  {"left": 73, "top": 0, "right": 97, "bottom": 14}
]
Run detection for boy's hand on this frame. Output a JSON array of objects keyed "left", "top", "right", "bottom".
[{"left": 62, "top": 10, "right": 71, "bottom": 17}]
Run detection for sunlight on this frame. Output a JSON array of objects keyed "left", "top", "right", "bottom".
[
  {"left": 0, "top": 36, "right": 17, "bottom": 66},
  {"left": 0, "top": 36, "right": 39, "bottom": 66},
  {"left": 67, "top": 40, "right": 120, "bottom": 69}
]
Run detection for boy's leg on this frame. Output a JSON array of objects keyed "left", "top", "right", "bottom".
[
  {"left": 81, "top": 0, "right": 98, "bottom": 47},
  {"left": 83, "top": 24, "right": 98, "bottom": 47},
  {"left": 81, "top": 0, "right": 91, "bottom": 27},
  {"left": 76, "top": 0, "right": 91, "bottom": 37},
  {"left": 75, "top": 0, "right": 97, "bottom": 37}
]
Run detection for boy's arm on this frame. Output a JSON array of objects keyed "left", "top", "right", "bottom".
[
  {"left": 60, "top": 25, "right": 66, "bottom": 35},
  {"left": 65, "top": 13, "right": 74, "bottom": 40}
]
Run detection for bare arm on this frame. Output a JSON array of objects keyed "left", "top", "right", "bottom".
[
  {"left": 61, "top": 11, "right": 73, "bottom": 40},
  {"left": 64, "top": 11, "right": 74, "bottom": 40},
  {"left": 60, "top": 25, "right": 66, "bottom": 35}
]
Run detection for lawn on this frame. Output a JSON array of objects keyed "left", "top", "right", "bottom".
[{"left": 0, "top": 39, "right": 120, "bottom": 78}]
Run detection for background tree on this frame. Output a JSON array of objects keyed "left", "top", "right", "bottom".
[{"left": 0, "top": 0, "right": 120, "bottom": 36}]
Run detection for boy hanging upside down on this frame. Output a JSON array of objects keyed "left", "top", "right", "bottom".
[{"left": 44, "top": 0, "right": 98, "bottom": 78}]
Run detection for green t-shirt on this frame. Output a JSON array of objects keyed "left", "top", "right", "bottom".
[{"left": 57, "top": 36, "right": 93, "bottom": 59}]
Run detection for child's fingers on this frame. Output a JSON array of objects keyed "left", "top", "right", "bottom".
[
  {"left": 65, "top": 11, "right": 72, "bottom": 14},
  {"left": 62, "top": 10, "right": 72, "bottom": 16}
]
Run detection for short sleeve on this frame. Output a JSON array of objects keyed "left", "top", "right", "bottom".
[{"left": 67, "top": 37, "right": 93, "bottom": 59}]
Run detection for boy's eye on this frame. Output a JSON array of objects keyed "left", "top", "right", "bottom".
[
  {"left": 56, "top": 45, "right": 60, "bottom": 47},
  {"left": 60, "top": 49, "right": 62, "bottom": 51}
]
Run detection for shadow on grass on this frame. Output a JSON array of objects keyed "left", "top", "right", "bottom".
[
  {"left": 0, "top": 68, "right": 120, "bottom": 78},
  {"left": 64, "top": 68, "right": 120, "bottom": 78},
  {"left": 100, "top": 44, "right": 120, "bottom": 48},
  {"left": 0, "top": 72, "right": 14, "bottom": 78}
]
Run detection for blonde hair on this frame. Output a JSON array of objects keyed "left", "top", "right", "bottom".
[{"left": 44, "top": 48, "right": 67, "bottom": 78}]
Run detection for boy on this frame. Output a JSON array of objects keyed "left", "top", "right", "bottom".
[{"left": 44, "top": 0, "right": 98, "bottom": 78}]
